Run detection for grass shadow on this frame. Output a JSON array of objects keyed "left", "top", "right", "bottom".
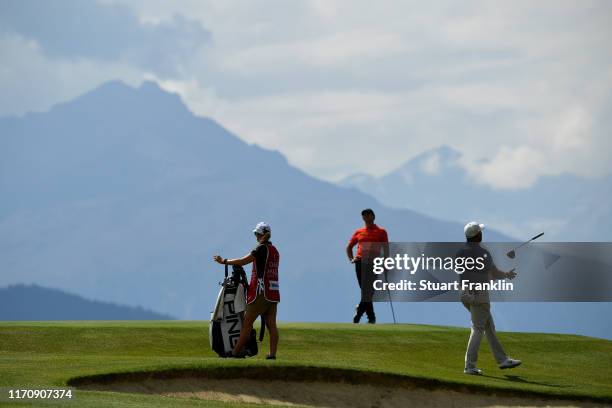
[{"left": 502, "top": 374, "right": 569, "bottom": 389}]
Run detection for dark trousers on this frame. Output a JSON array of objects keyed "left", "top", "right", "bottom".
[{"left": 355, "top": 261, "right": 375, "bottom": 321}]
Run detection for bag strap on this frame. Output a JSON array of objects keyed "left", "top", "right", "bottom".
[{"left": 224, "top": 263, "right": 228, "bottom": 278}]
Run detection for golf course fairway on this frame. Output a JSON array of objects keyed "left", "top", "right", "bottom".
[{"left": 1, "top": 321, "right": 611, "bottom": 407}]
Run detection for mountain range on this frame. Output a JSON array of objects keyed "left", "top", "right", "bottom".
[
  {"left": 0, "top": 80, "right": 488, "bottom": 320},
  {"left": 1, "top": 80, "right": 610, "bottom": 339},
  {"left": 0, "top": 284, "right": 173, "bottom": 320},
  {"left": 340, "top": 145, "right": 612, "bottom": 241}
]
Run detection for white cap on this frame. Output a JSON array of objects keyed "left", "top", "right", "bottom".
[
  {"left": 253, "top": 222, "right": 271, "bottom": 235},
  {"left": 464, "top": 221, "right": 485, "bottom": 238}
]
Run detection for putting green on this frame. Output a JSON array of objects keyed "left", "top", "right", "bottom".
[{"left": 0, "top": 321, "right": 610, "bottom": 407}]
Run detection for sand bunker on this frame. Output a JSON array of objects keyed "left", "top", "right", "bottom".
[{"left": 70, "top": 367, "right": 606, "bottom": 408}]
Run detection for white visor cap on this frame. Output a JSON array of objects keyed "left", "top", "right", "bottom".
[{"left": 253, "top": 222, "right": 271, "bottom": 235}]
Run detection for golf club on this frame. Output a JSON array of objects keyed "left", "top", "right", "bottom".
[
  {"left": 384, "top": 269, "right": 397, "bottom": 324},
  {"left": 389, "top": 297, "right": 397, "bottom": 324},
  {"left": 507, "top": 232, "right": 544, "bottom": 259}
]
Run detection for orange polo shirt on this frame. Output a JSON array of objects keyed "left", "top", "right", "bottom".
[{"left": 348, "top": 224, "right": 389, "bottom": 259}]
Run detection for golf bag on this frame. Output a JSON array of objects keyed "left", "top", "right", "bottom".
[{"left": 209, "top": 264, "right": 259, "bottom": 357}]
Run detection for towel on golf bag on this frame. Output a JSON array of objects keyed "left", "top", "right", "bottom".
[
  {"left": 212, "top": 282, "right": 246, "bottom": 320},
  {"left": 209, "top": 264, "right": 258, "bottom": 357}
]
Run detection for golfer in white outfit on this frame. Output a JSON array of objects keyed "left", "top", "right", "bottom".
[{"left": 460, "top": 222, "right": 522, "bottom": 375}]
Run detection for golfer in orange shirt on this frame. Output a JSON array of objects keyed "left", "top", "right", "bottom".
[{"left": 346, "top": 208, "right": 389, "bottom": 324}]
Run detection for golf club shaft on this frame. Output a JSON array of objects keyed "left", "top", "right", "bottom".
[
  {"left": 513, "top": 232, "right": 544, "bottom": 251},
  {"left": 384, "top": 269, "right": 397, "bottom": 324},
  {"left": 389, "top": 296, "right": 397, "bottom": 324}
]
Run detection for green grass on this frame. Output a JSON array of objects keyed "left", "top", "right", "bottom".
[{"left": 0, "top": 321, "right": 611, "bottom": 407}]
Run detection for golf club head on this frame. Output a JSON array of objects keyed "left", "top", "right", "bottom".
[{"left": 507, "top": 250, "right": 516, "bottom": 259}]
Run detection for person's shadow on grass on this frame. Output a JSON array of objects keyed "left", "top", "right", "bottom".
[{"left": 482, "top": 374, "right": 568, "bottom": 389}]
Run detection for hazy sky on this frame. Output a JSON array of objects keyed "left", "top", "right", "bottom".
[{"left": 1, "top": 0, "right": 611, "bottom": 188}]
